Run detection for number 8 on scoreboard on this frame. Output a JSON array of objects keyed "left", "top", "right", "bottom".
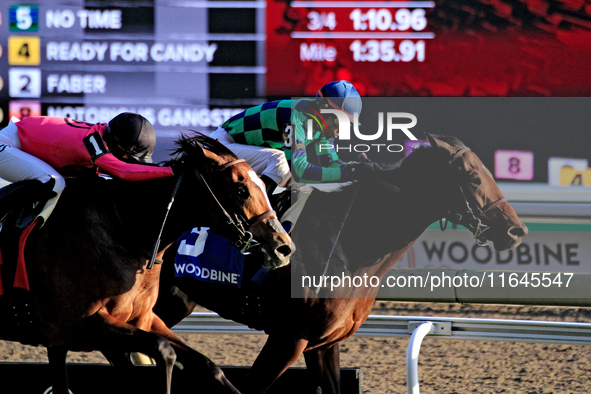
[{"left": 494, "top": 150, "right": 534, "bottom": 181}]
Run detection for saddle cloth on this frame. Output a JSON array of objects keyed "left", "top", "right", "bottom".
[{"left": 174, "top": 227, "right": 245, "bottom": 288}]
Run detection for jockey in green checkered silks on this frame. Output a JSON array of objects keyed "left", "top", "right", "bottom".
[{"left": 209, "top": 81, "right": 371, "bottom": 195}]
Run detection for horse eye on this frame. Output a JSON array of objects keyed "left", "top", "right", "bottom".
[
  {"left": 470, "top": 176, "right": 481, "bottom": 185},
  {"left": 237, "top": 186, "right": 250, "bottom": 200}
]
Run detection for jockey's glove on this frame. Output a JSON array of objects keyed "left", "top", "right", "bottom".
[{"left": 350, "top": 162, "right": 376, "bottom": 179}]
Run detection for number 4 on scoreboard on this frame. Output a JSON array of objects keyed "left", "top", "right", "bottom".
[{"left": 8, "top": 36, "right": 41, "bottom": 65}]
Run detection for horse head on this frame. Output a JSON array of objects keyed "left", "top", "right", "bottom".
[
  {"left": 171, "top": 132, "right": 294, "bottom": 269},
  {"left": 426, "top": 134, "right": 528, "bottom": 251}
]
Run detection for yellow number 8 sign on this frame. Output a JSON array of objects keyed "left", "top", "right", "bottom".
[{"left": 8, "top": 36, "right": 40, "bottom": 65}]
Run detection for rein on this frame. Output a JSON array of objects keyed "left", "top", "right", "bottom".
[
  {"left": 441, "top": 147, "right": 508, "bottom": 246},
  {"left": 371, "top": 176, "right": 402, "bottom": 194},
  {"left": 148, "top": 172, "right": 184, "bottom": 269}
]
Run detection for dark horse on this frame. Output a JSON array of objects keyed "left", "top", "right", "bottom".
[
  {"left": 154, "top": 134, "right": 528, "bottom": 393},
  {"left": 0, "top": 132, "right": 294, "bottom": 394}
]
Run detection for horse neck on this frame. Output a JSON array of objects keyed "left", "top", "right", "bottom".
[
  {"left": 337, "top": 149, "right": 456, "bottom": 274},
  {"left": 109, "top": 176, "right": 189, "bottom": 249},
  {"left": 161, "top": 179, "right": 214, "bottom": 244},
  {"left": 387, "top": 147, "right": 457, "bottom": 228}
]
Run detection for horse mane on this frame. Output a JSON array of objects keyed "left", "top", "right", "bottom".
[
  {"left": 166, "top": 131, "right": 238, "bottom": 165},
  {"left": 305, "top": 134, "right": 468, "bottom": 198},
  {"left": 398, "top": 134, "right": 466, "bottom": 167}
]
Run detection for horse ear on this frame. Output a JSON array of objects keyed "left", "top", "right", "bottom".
[
  {"left": 425, "top": 133, "right": 437, "bottom": 148},
  {"left": 425, "top": 133, "right": 440, "bottom": 148},
  {"left": 202, "top": 148, "right": 218, "bottom": 161},
  {"left": 185, "top": 142, "right": 207, "bottom": 173},
  {"left": 194, "top": 141, "right": 221, "bottom": 169},
  {"left": 193, "top": 142, "right": 214, "bottom": 161},
  {"left": 425, "top": 133, "right": 455, "bottom": 155}
]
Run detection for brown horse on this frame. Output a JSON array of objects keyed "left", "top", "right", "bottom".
[
  {"left": 154, "top": 134, "right": 527, "bottom": 394},
  {"left": 0, "top": 132, "right": 293, "bottom": 394}
]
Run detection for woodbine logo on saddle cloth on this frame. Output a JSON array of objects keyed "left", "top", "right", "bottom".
[{"left": 174, "top": 227, "right": 245, "bottom": 287}]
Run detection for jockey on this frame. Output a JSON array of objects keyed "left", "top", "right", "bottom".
[
  {"left": 0, "top": 113, "right": 174, "bottom": 226},
  {"left": 210, "top": 80, "right": 373, "bottom": 195}
]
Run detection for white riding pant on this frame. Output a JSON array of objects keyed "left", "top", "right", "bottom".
[
  {"left": 281, "top": 182, "right": 350, "bottom": 225},
  {"left": 0, "top": 119, "right": 66, "bottom": 222},
  {"left": 209, "top": 128, "right": 292, "bottom": 188}
]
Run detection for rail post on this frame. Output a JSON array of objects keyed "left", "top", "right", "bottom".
[{"left": 406, "top": 322, "right": 433, "bottom": 394}]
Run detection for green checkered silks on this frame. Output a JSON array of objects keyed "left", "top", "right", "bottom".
[
  {"left": 221, "top": 99, "right": 353, "bottom": 184},
  {"left": 221, "top": 100, "right": 294, "bottom": 150},
  {"left": 291, "top": 103, "right": 351, "bottom": 183}
]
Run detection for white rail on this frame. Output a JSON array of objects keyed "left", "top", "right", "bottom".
[
  {"left": 174, "top": 312, "right": 591, "bottom": 345},
  {"left": 406, "top": 322, "right": 433, "bottom": 394},
  {"left": 173, "top": 312, "right": 591, "bottom": 394}
]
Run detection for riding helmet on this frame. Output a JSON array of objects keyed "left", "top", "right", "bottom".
[
  {"left": 316, "top": 80, "right": 362, "bottom": 124},
  {"left": 104, "top": 112, "right": 156, "bottom": 163}
]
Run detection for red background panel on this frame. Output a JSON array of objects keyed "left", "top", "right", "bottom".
[{"left": 266, "top": 0, "right": 591, "bottom": 97}]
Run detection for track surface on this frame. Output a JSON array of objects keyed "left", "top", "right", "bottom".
[{"left": 2, "top": 302, "right": 590, "bottom": 393}]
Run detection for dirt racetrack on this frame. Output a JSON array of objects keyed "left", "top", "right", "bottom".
[{"left": 1, "top": 302, "right": 591, "bottom": 393}]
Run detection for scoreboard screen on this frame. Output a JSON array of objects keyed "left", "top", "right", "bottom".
[
  {"left": 266, "top": 0, "right": 591, "bottom": 97},
  {"left": 0, "top": 0, "right": 266, "bottom": 132},
  {"left": 0, "top": 0, "right": 590, "bottom": 179}
]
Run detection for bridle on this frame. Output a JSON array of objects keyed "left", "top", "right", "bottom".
[
  {"left": 326, "top": 147, "right": 506, "bottom": 249},
  {"left": 440, "top": 147, "right": 507, "bottom": 246},
  {"left": 147, "top": 157, "right": 276, "bottom": 269},
  {"left": 195, "top": 158, "right": 277, "bottom": 255}
]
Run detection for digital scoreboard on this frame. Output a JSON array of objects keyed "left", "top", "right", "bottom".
[
  {"left": 0, "top": 0, "right": 266, "bottom": 133},
  {"left": 0, "top": 0, "right": 590, "bottom": 180},
  {"left": 266, "top": 0, "right": 591, "bottom": 97},
  {"left": 296, "top": 3, "right": 431, "bottom": 63}
]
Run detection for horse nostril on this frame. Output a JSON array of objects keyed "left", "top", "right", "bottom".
[
  {"left": 276, "top": 244, "right": 293, "bottom": 258},
  {"left": 509, "top": 226, "right": 527, "bottom": 238}
]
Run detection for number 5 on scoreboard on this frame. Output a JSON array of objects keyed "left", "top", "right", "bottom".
[{"left": 9, "top": 5, "right": 39, "bottom": 32}]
